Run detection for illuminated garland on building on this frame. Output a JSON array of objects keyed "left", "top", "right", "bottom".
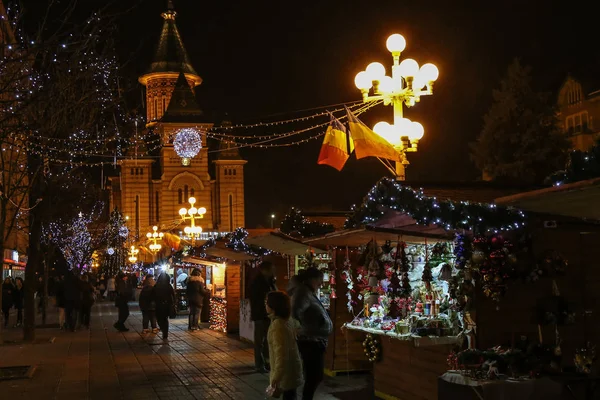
[
  {"left": 280, "top": 208, "right": 335, "bottom": 238},
  {"left": 346, "top": 177, "right": 527, "bottom": 234},
  {"left": 209, "top": 297, "right": 227, "bottom": 332}
]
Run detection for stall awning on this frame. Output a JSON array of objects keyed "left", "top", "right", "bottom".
[
  {"left": 204, "top": 247, "right": 257, "bottom": 261},
  {"left": 245, "top": 232, "right": 326, "bottom": 255},
  {"left": 181, "top": 256, "right": 225, "bottom": 267},
  {"left": 304, "top": 224, "right": 450, "bottom": 248},
  {"left": 495, "top": 177, "right": 600, "bottom": 220}
]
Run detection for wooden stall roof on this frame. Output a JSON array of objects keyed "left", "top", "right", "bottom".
[
  {"left": 495, "top": 177, "right": 600, "bottom": 220},
  {"left": 245, "top": 231, "right": 326, "bottom": 255},
  {"left": 182, "top": 256, "right": 224, "bottom": 267},
  {"left": 304, "top": 216, "right": 452, "bottom": 247},
  {"left": 204, "top": 247, "right": 256, "bottom": 261}
]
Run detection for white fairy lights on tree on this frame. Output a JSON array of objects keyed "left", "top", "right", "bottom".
[
  {"left": 45, "top": 212, "right": 93, "bottom": 271},
  {"left": 173, "top": 127, "right": 202, "bottom": 166}
]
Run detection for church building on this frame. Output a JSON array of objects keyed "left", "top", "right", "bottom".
[{"left": 108, "top": 2, "right": 246, "bottom": 241}]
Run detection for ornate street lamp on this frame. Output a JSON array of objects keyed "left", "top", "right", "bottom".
[
  {"left": 178, "top": 197, "right": 206, "bottom": 245},
  {"left": 354, "top": 33, "right": 439, "bottom": 180},
  {"left": 146, "top": 225, "right": 164, "bottom": 254},
  {"left": 128, "top": 245, "right": 139, "bottom": 264}
]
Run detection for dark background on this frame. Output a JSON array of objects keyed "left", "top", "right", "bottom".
[{"left": 19, "top": 0, "right": 599, "bottom": 228}]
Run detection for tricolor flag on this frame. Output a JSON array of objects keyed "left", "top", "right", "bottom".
[
  {"left": 317, "top": 113, "right": 353, "bottom": 171},
  {"left": 345, "top": 106, "right": 399, "bottom": 161}
]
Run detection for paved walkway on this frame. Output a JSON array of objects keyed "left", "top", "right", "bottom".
[{"left": 0, "top": 302, "right": 371, "bottom": 400}]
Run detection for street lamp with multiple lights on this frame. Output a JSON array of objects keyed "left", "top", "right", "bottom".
[
  {"left": 128, "top": 245, "right": 139, "bottom": 264},
  {"left": 146, "top": 225, "right": 164, "bottom": 256},
  {"left": 179, "top": 197, "right": 207, "bottom": 245},
  {"left": 354, "top": 33, "right": 439, "bottom": 180}
]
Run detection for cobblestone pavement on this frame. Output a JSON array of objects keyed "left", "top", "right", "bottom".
[{"left": 0, "top": 302, "right": 371, "bottom": 400}]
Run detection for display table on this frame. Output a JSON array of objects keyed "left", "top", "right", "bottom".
[
  {"left": 345, "top": 324, "right": 460, "bottom": 400},
  {"left": 438, "top": 372, "right": 563, "bottom": 400}
]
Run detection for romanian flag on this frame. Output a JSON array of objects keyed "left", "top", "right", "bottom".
[
  {"left": 317, "top": 113, "right": 352, "bottom": 171},
  {"left": 345, "top": 106, "right": 399, "bottom": 161}
]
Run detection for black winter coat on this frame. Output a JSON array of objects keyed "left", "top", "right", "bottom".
[
  {"left": 138, "top": 286, "right": 155, "bottom": 311},
  {"left": 79, "top": 281, "right": 95, "bottom": 307},
  {"left": 115, "top": 279, "right": 132, "bottom": 306},
  {"left": 55, "top": 280, "right": 66, "bottom": 308},
  {"left": 12, "top": 285, "right": 24, "bottom": 309},
  {"left": 2, "top": 282, "right": 14, "bottom": 310},
  {"left": 152, "top": 282, "right": 175, "bottom": 308},
  {"left": 186, "top": 276, "right": 206, "bottom": 308},
  {"left": 249, "top": 273, "right": 276, "bottom": 321}
]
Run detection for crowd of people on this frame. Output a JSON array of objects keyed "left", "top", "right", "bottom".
[
  {"left": 3, "top": 262, "right": 330, "bottom": 399},
  {"left": 250, "top": 262, "right": 332, "bottom": 400}
]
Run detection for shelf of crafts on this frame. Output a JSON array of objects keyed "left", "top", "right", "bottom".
[
  {"left": 343, "top": 323, "right": 461, "bottom": 347},
  {"left": 344, "top": 323, "right": 460, "bottom": 400}
]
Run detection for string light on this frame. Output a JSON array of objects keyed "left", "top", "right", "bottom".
[
  {"left": 209, "top": 297, "right": 227, "bottom": 332},
  {"left": 347, "top": 177, "right": 527, "bottom": 234}
]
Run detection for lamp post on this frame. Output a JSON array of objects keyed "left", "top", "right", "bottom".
[
  {"left": 271, "top": 214, "right": 275, "bottom": 229},
  {"left": 354, "top": 33, "right": 439, "bottom": 181},
  {"left": 128, "top": 245, "right": 139, "bottom": 264},
  {"left": 146, "top": 225, "right": 164, "bottom": 261},
  {"left": 178, "top": 197, "right": 207, "bottom": 246}
]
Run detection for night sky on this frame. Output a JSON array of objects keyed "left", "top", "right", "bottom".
[{"left": 20, "top": 0, "right": 600, "bottom": 228}]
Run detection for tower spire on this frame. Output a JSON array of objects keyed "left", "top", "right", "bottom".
[{"left": 162, "top": 0, "right": 176, "bottom": 20}]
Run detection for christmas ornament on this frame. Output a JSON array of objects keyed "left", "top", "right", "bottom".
[
  {"left": 174, "top": 127, "right": 202, "bottom": 166},
  {"left": 107, "top": 247, "right": 115, "bottom": 255},
  {"left": 118, "top": 226, "right": 129, "bottom": 238},
  {"left": 363, "top": 334, "right": 380, "bottom": 362}
]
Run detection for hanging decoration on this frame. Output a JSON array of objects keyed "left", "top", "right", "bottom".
[
  {"left": 346, "top": 177, "right": 526, "bottom": 234},
  {"left": 363, "top": 333, "right": 380, "bottom": 362},
  {"left": 173, "top": 128, "right": 203, "bottom": 166},
  {"left": 225, "top": 227, "right": 271, "bottom": 256},
  {"left": 341, "top": 250, "right": 356, "bottom": 313}
]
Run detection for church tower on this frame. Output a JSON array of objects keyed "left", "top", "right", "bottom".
[
  {"left": 138, "top": 0, "right": 201, "bottom": 125},
  {"left": 213, "top": 141, "right": 247, "bottom": 231}
]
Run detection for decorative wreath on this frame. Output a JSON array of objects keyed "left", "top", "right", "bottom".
[{"left": 363, "top": 333, "right": 380, "bottom": 362}]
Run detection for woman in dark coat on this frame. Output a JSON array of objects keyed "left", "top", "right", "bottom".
[
  {"left": 186, "top": 268, "right": 206, "bottom": 331},
  {"left": 63, "top": 271, "right": 81, "bottom": 331},
  {"left": 152, "top": 272, "right": 175, "bottom": 341},
  {"left": 13, "top": 277, "right": 24, "bottom": 327},
  {"left": 139, "top": 275, "right": 157, "bottom": 333},
  {"left": 2, "top": 277, "right": 14, "bottom": 327},
  {"left": 78, "top": 274, "right": 95, "bottom": 329},
  {"left": 55, "top": 276, "right": 66, "bottom": 330}
]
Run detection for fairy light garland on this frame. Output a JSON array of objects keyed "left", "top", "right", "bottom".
[{"left": 209, "top": 297, "right": 227, "bottom": 332}]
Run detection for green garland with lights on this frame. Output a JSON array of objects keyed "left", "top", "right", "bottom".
[
  {"left": 345, "top": 178, "right": 526, "bottom": 234},
  {"left": 280, "top": 207, "right": 335, "bottom": 237}
]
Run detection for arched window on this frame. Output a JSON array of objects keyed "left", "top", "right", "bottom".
[
  {"left": 135, "top": 168, "right": 138, "bottom": 175},
  {"left": 224, "top": 169, "right": 228, "bottom": 176},
  {"left": 135, "top": 194, "right": 140, "bottom": 239},
  {"left": 155, "top": 191, "right": 160, "bottom": 222},
  {"left": 154, "top": 99, "right": 158, "bottom": 120},
  {"left": 228, "top": 193, "right": 234, "bottom": 232},
  {"left": 184, "top": 185, "right": 189, "bottom": 201},
  {"left": 190, "top": 188, "right": 194, "bottom": 197},
  {"left": 130, "top": 168, "right": 134, "bottom": 175},
  {"left": 178, "top": 189, "right": 183, "bottom": 204},
  {"left": 233, "top": 169, "right": 236, "bottom": 176},
  {"left": 140, "top": 168, "right": 143, "bottom": 176}
]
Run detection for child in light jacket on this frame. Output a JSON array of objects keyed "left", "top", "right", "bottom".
[{"left": 266, "top": 291, "right": 303, "bottom": 400}]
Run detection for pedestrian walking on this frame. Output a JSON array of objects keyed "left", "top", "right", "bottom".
[
  {"left": 186, "top": 268, "right": 207, "bottom": 331},
  {"left": 79, "top": 274, "right": 95, "bottom": 329},
  {"left": 113, "top": 272, "right": 132, "bottom": 332},
  {"left": 152, "top": 272, "right": 175, "bottom": 342},
  {"left": 106, "top": 275, "right": 116, "bottom": 301},
  {"left": 1, "top": 277, "right": 14, "bottom": 328},
  {"left": 249, "top": 261, "right": 277, "bottom": 373},
  {"left": 286, "top": 269, "right": 306, "bottom": 297},
  {"left": 13, "top": 277, "right": 24, "bottom": 327},
  {"left": 265, "top": 291, "right": 303, "bottom": 400},
  {"left": 139, "top": 275, "right": 158, "bottom": 333},
  {"left": 291, "top": 267, "right": 332, "bottom": 400},
  {"left": 55, "top": 275, "right": 66, "bottom": 329},
  {"left": 36, "top": 276, "right": 45, "bottom": 314},
  {"left": 64, "top": 271, "right": 81, "bottom": 331}
]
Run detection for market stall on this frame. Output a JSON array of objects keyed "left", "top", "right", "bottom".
[
  {"left": 239, "top": 231, "right": 325, "bottom": 342},
  {"left": 183, "top": 248, "right": 254, "bottom": 333},
  {"left": 305, "top": 222, "right": 459, "bottom": 389}
]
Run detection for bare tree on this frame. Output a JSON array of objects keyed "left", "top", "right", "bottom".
[{"left": 1, "top": 0, "right": 131, "bottom": 341}]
